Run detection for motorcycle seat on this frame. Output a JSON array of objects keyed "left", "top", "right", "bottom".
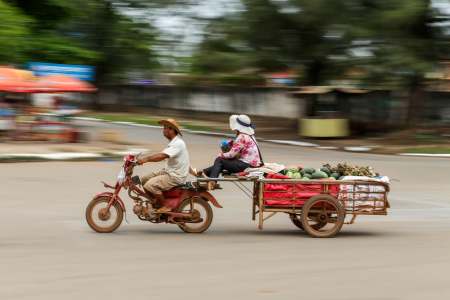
[{"left": 163, "top": 188, "right": 184, "bottom": 198}]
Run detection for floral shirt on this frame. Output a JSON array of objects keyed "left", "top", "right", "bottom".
[{"left": 221, "top": 133, "right": 262, "bottom": 167}]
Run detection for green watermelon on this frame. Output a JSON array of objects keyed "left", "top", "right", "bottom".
[
  {"left": 303, "top": 173, "right": 312, "bottom": 179},
  {"left": 311, "top": 170, "right": 328, "bottom": 179},
  {"left": 303, "top": 167, "right": 315, "bottom": 174},
  {"left": 330, "top": 172, "right": 340, "bottom": 180},
  {"left": 320, "top": 167, "right": 331, "bottom": 176}
]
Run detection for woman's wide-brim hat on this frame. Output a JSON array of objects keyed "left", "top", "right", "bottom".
[
  {"left": 159, "top": 118, "right": 182, "bottom": 135},
  {"left": 229, "top": 114, "right": 255, "bottom": 135}
]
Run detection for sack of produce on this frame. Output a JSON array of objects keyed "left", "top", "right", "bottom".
[{"left": 338, "top": 176, "right": 389, "bottom": 211}]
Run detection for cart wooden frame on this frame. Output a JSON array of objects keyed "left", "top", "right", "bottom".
[{"left": 197, "top": 177, "right": 390, "bottom": 238}]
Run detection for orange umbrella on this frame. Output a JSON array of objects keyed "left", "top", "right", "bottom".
[
  {"left": 0, "top": 67, "right": 38, "bottom": 93},
  {"left": 36, "top": 75, "right": 97, "bottom": 93}
]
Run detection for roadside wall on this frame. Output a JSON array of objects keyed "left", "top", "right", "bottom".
[
  {"left": 96, "top": 85, "right": 306, "bottom": 119},
  {"left": 90, "top": 85, "right": 450, "bottom": 131}
]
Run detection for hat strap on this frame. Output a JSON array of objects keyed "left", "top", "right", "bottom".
[{"left": 237, "top": 117, "right": 255, "bottom": 129}]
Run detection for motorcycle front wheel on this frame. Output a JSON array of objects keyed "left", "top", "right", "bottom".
[{"left": 86, "top": 196, "right": 123, "bottom": 233}]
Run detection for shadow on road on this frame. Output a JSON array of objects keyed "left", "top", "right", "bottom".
[{"left": 83, "top": 226, "right": 397, "bottom": 239}]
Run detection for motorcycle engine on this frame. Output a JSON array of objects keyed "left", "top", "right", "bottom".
[
  {"left": 133, "top": 202, "right": 144, "bottom": 215},
  {"left": 133, "top": 201, "right": 157, "bottom": 221}
]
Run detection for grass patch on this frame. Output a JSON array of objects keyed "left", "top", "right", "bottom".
[
  {"left": 0, "top": 157, "right": 103, "bottom": 163},
  {"left": 183, "top": 124, "right": 215, "bottom": 132},
  {"left": 83, "top": 113, "right": 160, "bottom": 126},
  {"left": 82, "top": 113, "right": 215, "bottom": 132},
  {"left": 403, "top": 146, "right": 450, "bottom": 154}
]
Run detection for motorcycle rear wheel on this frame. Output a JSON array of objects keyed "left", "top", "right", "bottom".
[
  {"left": 177, "top": 197, "right": 213, "bottom": 233},
  {"left": 86, "top": 196, "right": 123, "bottom": 233}
]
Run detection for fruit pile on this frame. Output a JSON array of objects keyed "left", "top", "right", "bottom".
[
  {"left": 280, "top": 163, "right": 377, "bottom": 180},
  {"left": 323, "top": 163, "right": 377, "bottom": 177}
]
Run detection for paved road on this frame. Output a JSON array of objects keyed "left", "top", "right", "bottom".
[{"left": 1, "top": 125, "right": 450, "bottom": 300}]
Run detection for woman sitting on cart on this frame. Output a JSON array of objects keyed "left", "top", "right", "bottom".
[{"left": 198, "top": 114, "right": 263, "bottom": 189}]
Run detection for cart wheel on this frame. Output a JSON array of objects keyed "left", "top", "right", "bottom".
[
  {"left": 289, "top": 214, "right": 304, "bottom": 230},
  {"left": 290, "top": 213, "right": 327, "bottom": 231},
  {"left": 300, "top": 195, "right": 345, "bottom": 238}
]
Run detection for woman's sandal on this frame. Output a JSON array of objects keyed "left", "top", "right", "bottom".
[{"left": 207, "top": 181, "right": 222, "bottom": 190}]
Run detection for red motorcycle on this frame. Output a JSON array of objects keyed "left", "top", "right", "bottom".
[{"left": 86, "top": 154, "right": 222, "bottom": 233}]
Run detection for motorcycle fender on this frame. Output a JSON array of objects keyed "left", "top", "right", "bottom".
[
  {"left": 200, "top": 192, "right": 222, "bottom": 208},
  {"left": 94, "top": 192, "right": 126, "bottom": 212}
]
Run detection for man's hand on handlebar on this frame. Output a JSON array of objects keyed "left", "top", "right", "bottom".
[
  {"left": 135, "top": 157, "right": 143, "bottom": 166},
  {"left": 134, "top": 153, "right": 144, "bottom": 165}
]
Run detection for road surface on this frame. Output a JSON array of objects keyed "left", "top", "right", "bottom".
[{"left": 1, "top": 124, "right": 450, "bottom": 300}]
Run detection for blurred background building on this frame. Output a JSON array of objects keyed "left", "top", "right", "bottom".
[{"left": 1, "top": 0, "right": 449, "bottom": 139}]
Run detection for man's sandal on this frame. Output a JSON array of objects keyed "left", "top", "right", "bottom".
[{"left": 155, "top": 206, "right": 171, "bottom": 214}]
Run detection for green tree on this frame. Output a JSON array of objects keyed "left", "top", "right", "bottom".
[
  {"left": 355, "top": 0, "right": 449, "bottom": 125},
  {"left": 190, "top": 0, "right": 448, "bottom": 89},
  {"left": 187, "top": 0, "right": 449, "bottom": 125},
  {"left": 3, "top": 0, "right": 160, "bottom": 83},
  {"left": 0, "top": 0, "right": 31, "bottom": 64},
  {"left": 189, "top": 0, "right": 358, "bottom": 84},
  {"left": 5, "top": 0, "right": 98, "bottom": 64},
  {"left": 69, "top": 0, "right": 159, "bottom": 83}
]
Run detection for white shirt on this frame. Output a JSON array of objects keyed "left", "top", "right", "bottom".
[{"left": 162, "top": 135, "right": 190, "bottom": 183}]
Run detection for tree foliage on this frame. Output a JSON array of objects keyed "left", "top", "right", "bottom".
[
  {"left": 189, "top": 0, "right": 449, "bottom": 87},
  {"left": 0, "top": 0, "right": 31, "bottom": 64},
  {"left": 1, "top": 0, "right": 448, "bottom": 88},
  {"left": 2, "top": 0, "right": 159, "bottom": 83}
]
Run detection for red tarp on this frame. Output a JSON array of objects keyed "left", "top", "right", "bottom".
[{"left": 263, "top": 173, "right": 339, "bottom": 207}]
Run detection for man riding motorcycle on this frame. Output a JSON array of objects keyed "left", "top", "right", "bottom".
[{"left": 137, "top": 118, "right": 196, "bottom": 213}]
